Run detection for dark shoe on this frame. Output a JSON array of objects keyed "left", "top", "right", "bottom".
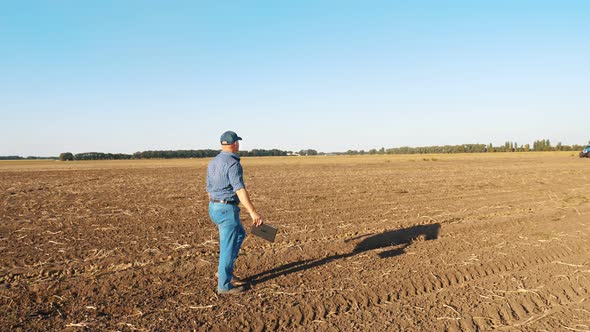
[
  {"left": 215, "top": 272, "right": 246, "bottom": 285},
  {"left": 218, "top": 285, "right": 247, "bottom": 295},
  {"left": 231, "top": 274, "right": 245, "bottom": 283}
]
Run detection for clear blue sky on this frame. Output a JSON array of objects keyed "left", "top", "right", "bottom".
[{"left": 1, "top": 1, "right": 589, "bottom": 156}]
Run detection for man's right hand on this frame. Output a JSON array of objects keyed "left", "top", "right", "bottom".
[{"left": 250, "top": 211, "right": 263, "bottom": 227}]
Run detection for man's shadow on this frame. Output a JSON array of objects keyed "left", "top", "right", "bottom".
[{"left": 245, "top": 223, "right": 441, "bottom": 286}]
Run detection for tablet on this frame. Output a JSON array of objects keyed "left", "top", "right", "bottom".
[{"left": 251, "top": 223, "right": 277, "bottom": 242}]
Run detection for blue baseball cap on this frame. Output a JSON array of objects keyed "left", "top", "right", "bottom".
[{"left": 220, "top": 131, "right": 242, "bottom": 145}]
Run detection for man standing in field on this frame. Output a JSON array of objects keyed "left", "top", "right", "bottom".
[{"left": 206, "top": 130, "right": 263, "bottom": 294}]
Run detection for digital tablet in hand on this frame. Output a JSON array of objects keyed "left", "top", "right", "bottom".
[{"left": 251, "top": 223, "right": 277, "bottom": 242}]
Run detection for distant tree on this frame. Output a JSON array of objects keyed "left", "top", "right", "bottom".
[
  {"left": 298, "top": 149, "right": 318, "bottom": 156},
  {"left": 59, "top": 152, "right": 74, "bottom": 161},
  {"left": 533, "top": 139, "right": 551, "bottom": 151}
]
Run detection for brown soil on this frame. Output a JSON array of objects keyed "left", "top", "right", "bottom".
[{"left": 1, "top": 153, "right": 590, "bottom": 331}]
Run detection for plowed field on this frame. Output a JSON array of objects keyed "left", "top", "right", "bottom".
[{"left": 2, "top": 153, "right": 590, "bottom": 331}]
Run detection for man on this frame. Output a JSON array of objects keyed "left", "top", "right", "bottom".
[{"left": 206, "top": 130, "right": 263, "bottom": 295}]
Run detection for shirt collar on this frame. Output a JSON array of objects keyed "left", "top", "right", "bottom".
[{"left": 220, "top": 151, "right": 240, "bottom": 160}]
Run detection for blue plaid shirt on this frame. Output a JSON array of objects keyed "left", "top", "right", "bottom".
[{"left": 206, "top": 151, "right": 245, "bottom": 202}]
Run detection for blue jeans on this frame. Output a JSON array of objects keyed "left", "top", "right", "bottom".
[{"left": 208, "top": 202, "right": 246, "bottom": 291}]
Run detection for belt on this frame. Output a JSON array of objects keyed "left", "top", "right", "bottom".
[{"left": 210, "top": 199, "right": 239, "bottom": 205}]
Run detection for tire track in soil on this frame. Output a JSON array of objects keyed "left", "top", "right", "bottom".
[
  {"left": 238, "top": 249, "right": 586, "bottom": 331},
  {"left": 439, "top": 264, "right": 590, "bottom": 331},
  {"left": 237, "top": 214, "right": 590, "bottom": 331},
  {"left": 325, "top": 254, "right": 585, "bottom": 330}
]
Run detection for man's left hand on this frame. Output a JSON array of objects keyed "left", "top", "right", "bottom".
[{"left": 250, "top": 211, "right": 263, "bottom": 227}]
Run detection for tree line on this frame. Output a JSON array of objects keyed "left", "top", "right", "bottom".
[
  {"left": 0, "top": 156, "right": 57, "bottom": 160},
  {"left": 57, "top": 139, "right": 586, "bottom": 161},
  {"left": 337, "top": 139, "right": 589, "bottom": 156},
  {"left": 58, "top": 149, "right": 294, "bottom": 161}
]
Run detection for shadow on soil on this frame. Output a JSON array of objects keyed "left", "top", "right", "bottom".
[{"left": 245, "top": 223, "right": 441, "bottom": 286}]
